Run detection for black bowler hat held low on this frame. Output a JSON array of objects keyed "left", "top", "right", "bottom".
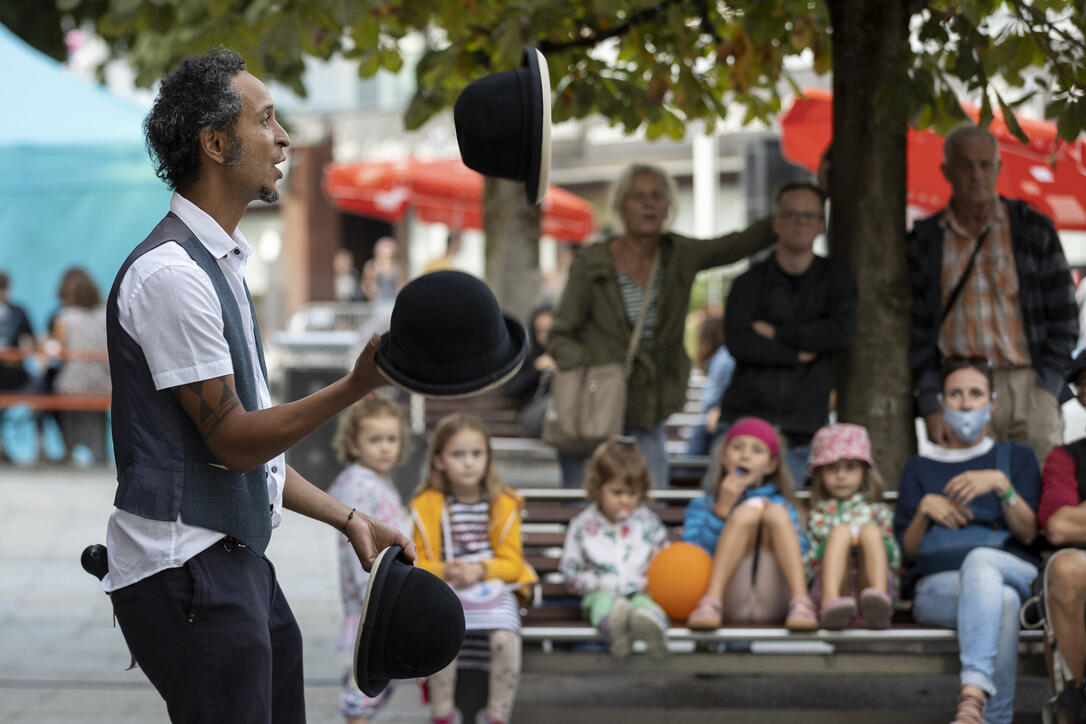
[
  {"left": 354, "top": 545, "right": 466, "bottom": 698},
  {"left": 454, "top": 47, "right": 552, "bottom": 205},
  {"left": 376, "top": 271, "right": 528, "bottom": 397}
]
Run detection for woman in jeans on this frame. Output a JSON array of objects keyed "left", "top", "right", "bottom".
[
  {"left": 547, "top": 162, "right": 775, "bottom": 488},
  {"left": 893, "top": 356, "right": 1041, "bottom": 724}
]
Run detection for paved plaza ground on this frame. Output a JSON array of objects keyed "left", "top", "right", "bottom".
[{"left": 0, "top": 465, "right": 1050, "bottom": 723}]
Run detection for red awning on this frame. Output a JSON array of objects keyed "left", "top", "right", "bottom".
[
  {"left": 322, "top": 157, "right": 595, "bottom": 242},
  {"left": 780, "top": 88, "right": 1086, "bottom": 231}
]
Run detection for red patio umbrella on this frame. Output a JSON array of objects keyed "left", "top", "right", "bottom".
[
  {"left": 322, "top": 157, "right": 595, "bottom": 242},
  {"left": 779, "top": 88, "right": 1086, "bottom": 231}
]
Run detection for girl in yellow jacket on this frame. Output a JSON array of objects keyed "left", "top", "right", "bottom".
[{"left": 410, "top": 413, "right": 537, "bottom": 724}]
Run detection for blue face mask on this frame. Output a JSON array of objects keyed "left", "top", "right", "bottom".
[{"left": 942, "top": 404, "right": 991, "bottom": 444}]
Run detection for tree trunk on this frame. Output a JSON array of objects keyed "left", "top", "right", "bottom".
[
  {"left": 830, "top": 0, "right": 916, "bottom": 486},
  {"left": 483, "top": 177, "right": 542, "bottom": 323}
]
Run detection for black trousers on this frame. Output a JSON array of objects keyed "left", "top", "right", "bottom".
[{"left": 111, "top": 539, "right": 305, "bottom": 723}]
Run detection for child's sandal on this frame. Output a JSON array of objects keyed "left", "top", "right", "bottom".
[
  {"left": 819, "top": 596, "right": 857, "bottom": 630},
  {"left": 859, "top": 587, "right": 892, "bottom": 630},
  {"left": 785, "top": 595, "right": 819, "bottom": 631},
  {"left": 686, "top": 595, "right": 723, "bottom": 630}
]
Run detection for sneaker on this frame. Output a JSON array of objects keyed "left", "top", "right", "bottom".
[
  {"left": 819, "top": 596, "right": 857, "bottom": 630},
  {"left": 785, "top": 595, "right": 819, "bottom": 631},
  {"left": 859, "top": 587, "right": 892, "bottom": 630},
  {"left": 686, "top": 595, "right": 723, "bottom": 631},
  {"left": 607, "top": 597, "right": 633, "bottom": 658},
  {"left": 950, "top": 690, "right": 986, "bottom": 724},
  {"left": 432, "top": 710, "right": 462, "bottom": 724},
  {"left": 629, "top": 608, "right": 670, "bottom": 659}
]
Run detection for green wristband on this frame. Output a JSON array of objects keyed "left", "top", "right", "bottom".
[{"left": 998, "top": 485, "right": 1016, "bottom": 502}]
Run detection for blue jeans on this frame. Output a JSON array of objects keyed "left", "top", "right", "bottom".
[
  {"left": 911, "top": 547, "right": 1038, "bottom": 724},
  {"left": 558, "top": 423, "right": 669, "bottom": 489},
  {"left": 783, "top": 443, "right": 811, "bottom": 489}
]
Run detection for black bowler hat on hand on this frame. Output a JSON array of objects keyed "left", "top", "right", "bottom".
[
  {"left": 354, "top": 545, "right": 466, "bottom": 698},
  {"left": 454, "top": 47, "right": 552, "bottom": 205},
  {"left": 375, "top": 270, "right": 529, "bottom": 398}
]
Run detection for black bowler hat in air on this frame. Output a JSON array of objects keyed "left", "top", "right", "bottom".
[
  {"left": 454, "top": 47, "right": 552, "bottom": 205},
  {"left": 354, "top": 545, "right": 466, "bottom": 698},
  {"left": 375, "top": 270, "right": 528, "bottom": 398}
]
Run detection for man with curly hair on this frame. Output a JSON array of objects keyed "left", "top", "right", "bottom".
[{"left": 99, "top": 47, "right": 414, "bottom": 723}]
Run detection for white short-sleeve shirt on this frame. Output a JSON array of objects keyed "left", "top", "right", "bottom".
[{"left": 102, "top": 192, "right": 285, "bottom": 592}]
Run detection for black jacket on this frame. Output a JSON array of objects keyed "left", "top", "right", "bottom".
[{"left": 720, "top": 254, "right": 857, "bottom": 443}]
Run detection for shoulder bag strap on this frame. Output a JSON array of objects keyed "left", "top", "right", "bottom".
[
  {"left": 623, "top": 251, "right": 660, "bottom": 377},
  {"left": 939, "top": 228, "right": 990, "bottom": 326}
]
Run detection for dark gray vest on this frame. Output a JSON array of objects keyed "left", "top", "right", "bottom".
[{"left": 107, "top": 212, "right": 272, "bottom": 553}]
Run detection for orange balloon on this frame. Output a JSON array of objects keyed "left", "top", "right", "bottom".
[{"left": 646, "top": 542, "right": 713, "bottom": 621}]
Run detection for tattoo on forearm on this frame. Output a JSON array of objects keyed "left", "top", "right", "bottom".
[{"left": 175, "top": 378, "right": 242, "bottom": 439}]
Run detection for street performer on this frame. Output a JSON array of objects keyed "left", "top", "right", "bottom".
[{"left": 100, "top": 47, "right": 413, "bottom": 723}]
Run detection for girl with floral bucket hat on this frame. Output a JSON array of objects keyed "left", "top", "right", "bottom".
[{"left": 804, "top": 423, "right": 902, "bottom": 629}]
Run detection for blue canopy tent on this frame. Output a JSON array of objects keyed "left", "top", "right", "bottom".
[{"left": 0, "top": 23, "right": 168, "bottom": 333}]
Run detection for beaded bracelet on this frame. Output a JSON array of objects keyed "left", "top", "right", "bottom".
[{"left": 341, "top": 508, "right": 356, "bottom": 532}]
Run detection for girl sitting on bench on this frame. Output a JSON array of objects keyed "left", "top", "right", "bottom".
[{"left": 684, "top": 417, "right": 817, "bottom": 631}]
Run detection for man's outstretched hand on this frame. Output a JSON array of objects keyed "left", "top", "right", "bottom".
[{"left": 346, "top": 511, "right": 416, "bottom": 572}]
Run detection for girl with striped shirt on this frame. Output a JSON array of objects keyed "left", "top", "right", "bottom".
[{"left": 410, "top": 414, "right": 537, "bottom": 724}]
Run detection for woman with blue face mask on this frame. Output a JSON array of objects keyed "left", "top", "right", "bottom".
[{"left": 893, "top": 356, "right": 1042, "bottom": 724}]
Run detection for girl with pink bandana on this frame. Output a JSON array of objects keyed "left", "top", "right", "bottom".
[
  {"left": 804, "top": 423, "right": 902, "bottom": 630},
  {"left": 684, "top": 417, "right": 817, "bottom": 631}
]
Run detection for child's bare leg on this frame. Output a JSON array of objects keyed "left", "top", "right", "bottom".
[
  {"left": 819, "top": 524, "right": 854, "bottom": 600},
  {"left": 687, "top": 505, "right": 760, "bottom": 629},
  {"left": 855, "top": 524, "right": 892, "bottom": 629},
  {"left": 762, "top": 503, "right": 808, "bottom": 599},
  {"left": 346, "top": 716, "right": 368, "bottom": 724},
  {"left": 857, "top": 524, "right": 888, "bottom": 593},
  {"left": 487, "top": 629, "right": 521, "bottom": 723},
  {"left": 702, "top": 504, "right": 761, "bottom": 601}
]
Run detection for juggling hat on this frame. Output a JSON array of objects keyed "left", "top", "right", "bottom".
[
  {"left": 454, "top": 47, "right": 552, "bottom": 205},
  {"left": 354, "top": 545, "right": 466, "bottom": 698},
  {"left": 375, "top": 271, "right": 529, "bottom": 397}
]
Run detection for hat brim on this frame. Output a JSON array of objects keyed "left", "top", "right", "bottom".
[
  {"left": 353, "top": 545, "right": 401, "bottom": 698},
  {"left": 375, "top": 314, "right": 529, "bottom": 399},
  {"left": 524, "top": 48, "right": 551, "bottom": 205}
]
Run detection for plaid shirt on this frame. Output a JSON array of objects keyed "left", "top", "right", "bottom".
[
  {"left": 938, "top": 199, "right": 1030, "bottom": 367},
  {"left": 908, "top": 196, "right": 1078, "bottom": 416}
]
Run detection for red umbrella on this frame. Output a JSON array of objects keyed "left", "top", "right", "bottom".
[
  {"left": 322, "top": 157, "right": 595, "bottom": 242},
  {"left": 780, "top": 88, "right": 1086, "bottom": 231}
]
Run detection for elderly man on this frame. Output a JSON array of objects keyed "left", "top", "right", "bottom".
[{"left": 908, "top": 124, "right": 1078, "bottom": 467}]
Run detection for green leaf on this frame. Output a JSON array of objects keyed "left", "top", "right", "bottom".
[{"left": 994, "top": 90, "right": 1029, "bottom": 145}]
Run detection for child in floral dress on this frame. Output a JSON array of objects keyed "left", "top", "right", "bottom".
[
  {"left": 804, "top": 423, "right": 902, "bottom": 629},
  {"left": 559, "top": 438, "right": 670, "bottom": 658}
]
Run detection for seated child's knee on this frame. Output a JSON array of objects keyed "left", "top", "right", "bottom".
[
  {"left": 761, "top": 502, "right": 790, "bottom": 526},
  {"left": 1049, "top": 551, "right": 1086, "bottom": 605},
  {"left": 729, "top": 503, "right": 763, "bottom": 526}
]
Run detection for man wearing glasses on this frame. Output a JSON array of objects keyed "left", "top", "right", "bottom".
[
  {"left": 718, "top": 181, "right": 857, "bottom": 485},
  {"left": 908, "top": 124, "right": 1077, "bottom": 467}
]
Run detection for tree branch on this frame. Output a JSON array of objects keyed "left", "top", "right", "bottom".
[
  {"left": 536, "top": 0, "right": 690, "bottom": 54},
  {"left": 1006, "top": 0, "right": 1084, "bottom": 92}
]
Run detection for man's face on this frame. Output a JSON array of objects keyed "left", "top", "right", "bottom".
[
  {"left": 941, "top": 134, "right": 1000, "bottom": 207},
  {"left": 772, "top": 187, "right": 825, "bottom": 253},
  {"left": 226, "top": 71, "right": 290, "bottom": 203}
]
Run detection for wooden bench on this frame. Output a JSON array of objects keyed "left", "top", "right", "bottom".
[{"left": 517, "top": 487, "right": 1046, "bottom": 676}]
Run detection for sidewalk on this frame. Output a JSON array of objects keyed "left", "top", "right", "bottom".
[{"left": 0, "top": 465, "right": 428, "bottom": 724}]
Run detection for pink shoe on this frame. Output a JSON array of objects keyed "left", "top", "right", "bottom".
[
  {"left": 819, "top": 596, "right": 857, "bottom": 630},
  {"left": 785, "top": 595, "right": 819, "bottom": 631},
  {"left": 859, "top": 587, "right": 893, "bottom": 630},
  {"left": 686, "top": 595, "right": 723, "bottom": 630}
]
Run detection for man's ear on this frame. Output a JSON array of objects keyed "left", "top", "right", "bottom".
[{"left": 199, "top": 126, "right": 231, "bottom": 165}]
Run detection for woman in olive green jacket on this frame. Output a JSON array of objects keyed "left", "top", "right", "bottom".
[{"left": 548, "top": 162, "right": 776, "bottom": 488}]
